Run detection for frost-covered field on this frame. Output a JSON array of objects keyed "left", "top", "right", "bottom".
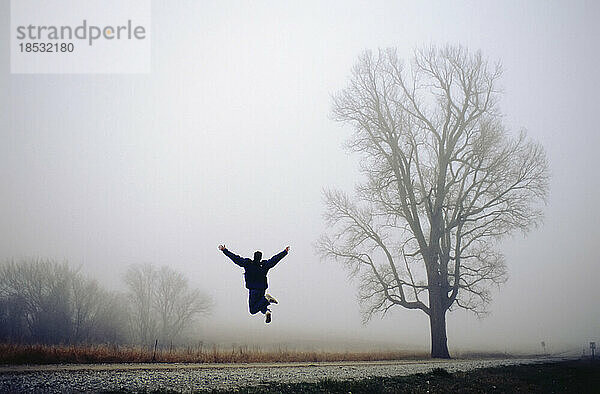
[{"left": 0, "top": 357, "right": 565, "bottom": 393}]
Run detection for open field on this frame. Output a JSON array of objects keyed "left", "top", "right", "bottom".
[{"left": 0, "top": 356, "right": 575, "bottom": 393}]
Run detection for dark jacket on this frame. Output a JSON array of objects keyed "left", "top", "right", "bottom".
[{"left": 222, "top": 248, "right": 288, "bottom": 290}]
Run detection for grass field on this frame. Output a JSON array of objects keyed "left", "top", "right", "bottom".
[{"left": 211, "top": 359, "right": 600, "bottom": 393}]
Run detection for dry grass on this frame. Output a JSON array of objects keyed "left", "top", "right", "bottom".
[{"left": 0, "top": 343, "right": 429, "bottom": 365}]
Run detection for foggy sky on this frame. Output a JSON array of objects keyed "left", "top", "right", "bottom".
[{"left": 1, "top": 0, "right": 599, "bottom": 353}]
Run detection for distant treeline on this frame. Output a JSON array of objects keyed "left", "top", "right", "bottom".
[{"left": 0, "top": 259, "right": 211, "bottom": 347}]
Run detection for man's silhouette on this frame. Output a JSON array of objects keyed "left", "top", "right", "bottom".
[{"left": 219, "top": 244, "right": 289, "bottom": 323}]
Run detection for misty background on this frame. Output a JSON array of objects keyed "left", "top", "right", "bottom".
[{"left": 1, "top": 1, "right": 598, "bottom": 353}]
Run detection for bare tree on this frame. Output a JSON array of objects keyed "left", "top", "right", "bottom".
[
  {"left": 125, "top": 264, "right": 211, "bottom": 347},
  {"left": 71, "top": 275, "right": 128, "bottom": 344},
  {"left": 0, "top": 259, "right": 126, "bottom": 345},
  {"left": 71, "top": 274, "right": 101, "bottom": 343},
  {"left": 124, "top": 264, "right": 157, "bottom": 346},
  {"left": 154, "top": 266, "right": 211, "bottom": 345},
  {"left": 317, "top": 45, "right": 549, "bottom": 358},
  {"left": 0, "top": 259, "right": 74, "bottom": 344}
]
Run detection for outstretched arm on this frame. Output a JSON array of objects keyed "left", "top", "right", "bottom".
[
  {"left": 218, "top": 244, "right": 248, "bottom": 268},
  {"left": 264, "top": 246, "right": 290, "bottom": 270}
]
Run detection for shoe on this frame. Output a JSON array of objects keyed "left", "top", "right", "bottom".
[
  {"left": 265, "top": 309, "right": 272, "bottom": 324},
  {"left": 265, "top": 293, "right": 278, "bottom": 304}
]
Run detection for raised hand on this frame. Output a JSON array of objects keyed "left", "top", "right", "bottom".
[
  {"left": 285, "top": 246, "right": 290, "bottom": 252},
  {"left": 218, "top": 244, "right": 226, "bottom": 251}
]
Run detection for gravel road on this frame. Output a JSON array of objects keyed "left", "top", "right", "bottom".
[{"left": 0, "top": 358, "right": 563, "bottom": 393}]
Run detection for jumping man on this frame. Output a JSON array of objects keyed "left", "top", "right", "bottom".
[{"left": 218, "top": 244, "right": 289, "bottom": 323}]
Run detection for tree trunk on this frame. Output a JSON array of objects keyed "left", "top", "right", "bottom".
[{"left": 429, "top": 289, "right": 451, "bottom": 359}]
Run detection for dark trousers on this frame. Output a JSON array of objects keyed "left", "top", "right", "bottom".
[{"left": 248, "top": 289, "right": 270, "bottom": 314}]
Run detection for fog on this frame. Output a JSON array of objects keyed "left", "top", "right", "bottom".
[{"left": 1, "top": 1, "right": 599, "bottom": 354}]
